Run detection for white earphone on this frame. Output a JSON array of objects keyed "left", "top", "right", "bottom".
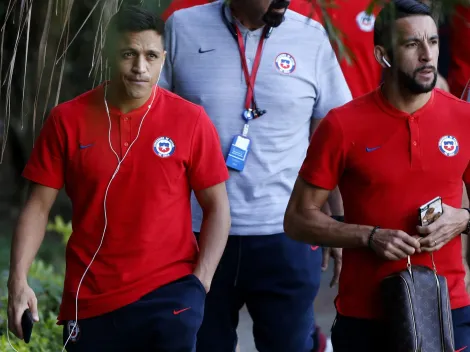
[{"left": 382, "top": 56, "right": 391, "bottom": 68}]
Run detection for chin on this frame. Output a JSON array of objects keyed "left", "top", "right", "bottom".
[
  {"left": 262, "top": 13, "right": 285, "bottom": 27},
  {"left": 409, "top": 82, "right": 436, "bottom": 94},
  {"left": 126, "top": 86, "right": 152, "bottom": 100}
]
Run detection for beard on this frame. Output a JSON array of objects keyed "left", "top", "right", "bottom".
[
  {"left": 397, "top": 65, "right": 437, "bottom": 94},
  {"left": 262, "top": 0, "right": 290, "bottom": 27}
]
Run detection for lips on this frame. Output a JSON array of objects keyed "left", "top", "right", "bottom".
[
  {"left": 128, "top": 79, "right": 149, "bottom": 83},
  {"left": 416, "top": 66, "right": 435, "bottom": 74}
]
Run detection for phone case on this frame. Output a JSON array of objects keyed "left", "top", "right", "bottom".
[
  {"left": 419, "top": 196, "right": 443, "bottom": 227},
  {"left": 21, "top": 309, "right": 33, "bottom": 343}
]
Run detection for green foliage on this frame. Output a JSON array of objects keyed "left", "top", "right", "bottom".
[
  {"left": 0, "top": 261, "right": 65, "bottom": 351},
  {"left": 46, "top": 216, "right": 73, "bottom": 245},
  {"left": 0, "top": 216, "right": 72, "bottom": 350}
]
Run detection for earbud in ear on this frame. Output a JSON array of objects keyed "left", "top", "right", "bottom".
[{"left": 382, "top": 57, "right": 391, "bottom": 68}]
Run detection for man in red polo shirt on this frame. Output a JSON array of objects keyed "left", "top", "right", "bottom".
[
  {"left": 284, "top": 0, "right": 470, "bottom": 351},
  {"left": 7, "top": 5, "right": 230, "bottom": 351}
]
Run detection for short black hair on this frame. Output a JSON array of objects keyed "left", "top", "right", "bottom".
[
  {"left": 374, "top": 0, "right": 433, "bottom": 49},
  {"left": 104, "top": 5, "right": 165, "bottom": 58}
]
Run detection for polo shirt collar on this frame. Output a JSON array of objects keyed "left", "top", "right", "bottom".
[
  {"left": 374, "top": 85, "right": 435, "bottom": 120},
  {"left": 223, "top": 1, "right": 267, "bottom": 37}
]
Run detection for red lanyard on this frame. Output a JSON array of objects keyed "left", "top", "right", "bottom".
[{"left": 235, "top": 25, "right": 268, "bottom": 116}]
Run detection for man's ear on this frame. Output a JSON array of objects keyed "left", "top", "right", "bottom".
[{"left": 374, "top": 45, "right": 391, "bottom": 68}]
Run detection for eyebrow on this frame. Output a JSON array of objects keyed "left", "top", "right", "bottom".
[
  {"left": 402, "top": 34, "right": 439, "bottom": 43},
  {"left": 120, "top": 48, "right": 162, "bottom": 55}
]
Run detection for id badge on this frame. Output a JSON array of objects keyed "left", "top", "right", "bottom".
[{"left": 226, "top": 135, "right": 251, "bottom": 171}]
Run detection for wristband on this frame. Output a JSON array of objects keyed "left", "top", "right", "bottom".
[
  {"left": 368, "top": 226, "right": 380, "bottom": 249},
  {"left": 462, "top": 208, "right": 470, "bottom": 235},
  {"left": 331, "top": 215, "right": 345, "bottom": 222}
]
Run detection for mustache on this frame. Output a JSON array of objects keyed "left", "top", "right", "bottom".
[{"left": 270, "top": 0, "right": 290, "bottom": 9}]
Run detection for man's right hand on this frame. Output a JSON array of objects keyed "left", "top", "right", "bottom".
[
  {"left": 370, "top": 229, "right": 421, "bottom": 260},
  {"left": 7, "top": 281, "right": 39, "bottom": 339}
]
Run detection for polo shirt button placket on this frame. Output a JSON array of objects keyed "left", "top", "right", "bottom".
[{"left": 408, "top": 115, "right": 421, "bottom": 169}]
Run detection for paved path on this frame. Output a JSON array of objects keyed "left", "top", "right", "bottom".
[{"left": 237, "top": 264, "right": 337, "bottom": 351}]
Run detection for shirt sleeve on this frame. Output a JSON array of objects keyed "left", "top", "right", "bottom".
[
  {"left": 188, "top": 107, "right": 229, "bottom": 191},
  {"left": 158, "top": 14, "right": 176, "bottom": 91},
  {"left": 22, "top": 108, "right": 66, "bottom": 190},
  {"left": 312, "top": 34, "right": 352, "bottom": 119},
  {"left": 299, "top": 110, "right": 346, "bottom": 190}
]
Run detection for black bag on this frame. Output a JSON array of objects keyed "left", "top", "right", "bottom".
[{"left": 380, "top": 255, "right": 455, "bottom": 352}]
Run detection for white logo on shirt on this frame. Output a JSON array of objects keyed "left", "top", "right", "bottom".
[
  {"left": 153, "top": 136, "right": 176, "bottom": 158},
  {"left": 275, "top": 53, "right": 296, "bottom": 74},
  {"left": 356, "top": 11, "right": 375, "bottom": 32},
  {"left": 438, "top": 135, "right": 459, "bottom": 157}
]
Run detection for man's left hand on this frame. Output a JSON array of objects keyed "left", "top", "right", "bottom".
[
  {"left": 322, "top": 247, "right": 342, "bottom": 287},
  {"left": 417, "top": 204, "right": 469, "bottom": 252}
]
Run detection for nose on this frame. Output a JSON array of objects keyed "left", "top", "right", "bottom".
[
  {"left": 132, "top": 55, "right": 147, "bottom": 74},
  {"left": 419, "top": 42, "right": 433, "bottom": 63}
]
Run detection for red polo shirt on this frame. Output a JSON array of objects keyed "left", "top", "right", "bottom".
[
  {"left": 299, "top": 87, "right": 470, "bottom": 319},
  {"left": 320, "top": 0, "right": 382, "bottom": 98},
  {"left": 23, "top": 84, "right": 229, "bottom": 321},
  {"left": 448, "top": 5, "right": 470, "bottom": 99}
]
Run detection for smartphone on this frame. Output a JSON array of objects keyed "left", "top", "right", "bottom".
[
  {"left": 21, "top": 309, "right": 34, "bottom": 344},
  {"left": 419, "top": 196, "right": 443, "bottom": 228}
]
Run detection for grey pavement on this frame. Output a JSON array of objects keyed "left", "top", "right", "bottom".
[{"left": 237, "top": 263, "right": 337, "bottom": 352}]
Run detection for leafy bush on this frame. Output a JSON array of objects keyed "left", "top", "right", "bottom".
[
  {"left": 46, "top": 216, "right": 73, "bottom": 245},
  {"left": 0, "top": 216, "right": 72, "bottom": 351},
  {"left": 0, "top": 261, "right": 65, "bottom": 351}
]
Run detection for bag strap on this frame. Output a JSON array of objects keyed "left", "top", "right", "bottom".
[{"left": 407, "top": 253, "right": 438, "bottom": 273}]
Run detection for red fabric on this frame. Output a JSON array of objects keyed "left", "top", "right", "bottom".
[
  {"left": 23, "top": 84, "right": 229, "bottom": 321},
  {"left": 162, "top": 0, "right": 212, "bottom": 21},
  {"left": 299, "top": 88, "right": 470, "bottom": 319},
  {"left": 161, "top": 0, "right": 381, "bottom": 98},
  {"left": 448, "top": 5, "right": 470, "bottom": 99},
  {"left": 314, "top": 0, "right": 382, "bottom": 98}
]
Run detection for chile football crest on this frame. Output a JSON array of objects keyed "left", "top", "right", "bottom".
[
  {"left": 275, "top": 53, "right": 296, "bottom": 74},
  {"left": 153, "top": 136, "right": 175, "bottom": 158},
  {"left": 438, "top": 135, "right": 459, "bottom": 157}
]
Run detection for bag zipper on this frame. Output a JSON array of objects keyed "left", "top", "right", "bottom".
[
  {"left": 433, "top": 270, "right": 445, "bottom": 351},
  {"left": 400, "top": 275, "right": 418, "bottom": 352}
]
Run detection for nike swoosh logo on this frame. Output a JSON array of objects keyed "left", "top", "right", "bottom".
[
  {"left": 455, "top": 347, "right": 468, "bottom": 352},
  {"left": 198, "top": 48, "right": 215, "bottom": 54},
  {"left": 365, "top": 146, "right": 381, "bottom": 152},
  {"left": 79, "top": 144, "right": 94, "bottom": 149},
  {"left": 173, "top": 307, "right": 191, "bottom": 315},
  {"left": 310, "top": 246, "right": 319, "bottom": 251}
]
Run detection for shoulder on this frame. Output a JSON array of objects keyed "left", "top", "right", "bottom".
[
  {"left": 328, "top": 91, "right": 376, "bottom": 123},
  {"left": 433, "top": 89, "right": 470, "bottom": 127},
  {"left": 283, "top": 10, "right": 328, "bottom": 39},
  {"left": 49, "top": 85, "right": 102, "bottom": 123},
  {"left": 434, "top": 88, "right": 470, "bottom": 107},
  {"left": 158, "top": 87, "right": 204, "bottom": 117},
  {"left": 167, "top": 1, "right": 221, "bottom": 27}
]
